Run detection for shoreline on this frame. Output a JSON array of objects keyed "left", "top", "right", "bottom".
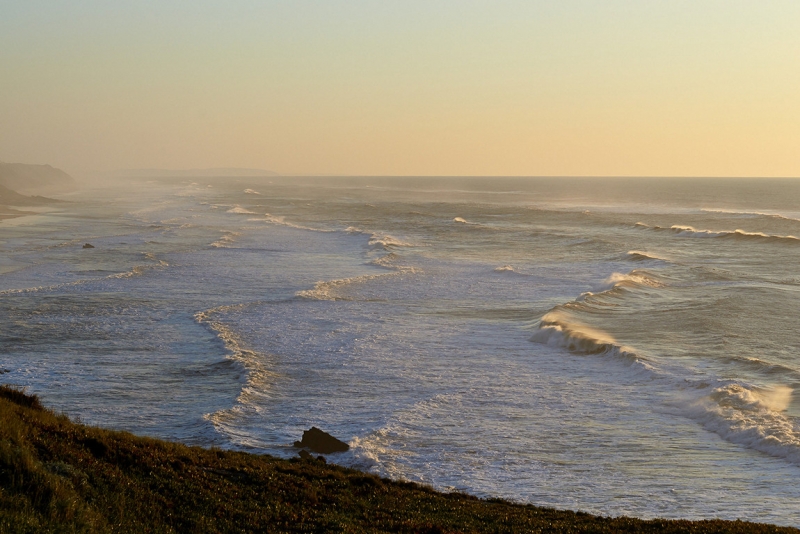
[
  {"left": 1, "top": 385, "right": 796, "bottom": 533},
  {"left": 0, "top": 206, "right": 35, "bottom": 221}
]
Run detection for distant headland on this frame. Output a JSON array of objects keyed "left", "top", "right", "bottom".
[
  {"left": 0, "top": 162, "right": 76, "bottom": 220},
  {"left": 0, "top": 162, "right": 76, "bottom": 196}
]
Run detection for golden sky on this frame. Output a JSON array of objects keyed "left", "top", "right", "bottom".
[{"left": 1, "top": 1, "right": 799, "bottom": 177}]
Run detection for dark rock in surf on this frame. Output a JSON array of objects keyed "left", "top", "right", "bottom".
[
  {"left": 293, "top": 426, "right": 349, "bottom": 454},
  {"left": 82, "top": 243, "right": 95, "bottom": 248}
]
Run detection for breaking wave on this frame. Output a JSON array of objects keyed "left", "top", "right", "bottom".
[
  {"left": 295, "top": 264, "right": 420, "bottom": 300},
  {"left": 211, "top": 231, "right": 241, "bottom": 248},
  {"left": 624, "top": 250, "right": 670, "bottom": 263},
  {"left": 532, "top": 269, "right": 800, "bottom": 467},
  {"left": 227, "top": 206, "right": 256, "bottom": 214},
  {"left": 0, "top": 253, "right": 169, "bottom": 294},
  {"left": 243, "top": 189, "right": 261, "bottom": 195},
  {"left": 685, "top": 383, "right": 800, "bottom": 466},
  {"left": 253, "top": 213, "right": 332, "bottom": 232},
  {"left": 493, "top": 265, "right": 534, "bottom": 277},
  {"left": 570, "top": 269, "right": 666, "bottom": 304},
  {"left": 296, "top": 274, "right": 380, "bottom": 301},
  {"left": 531, "top": 311, "right": 652, "bottom": 372},
  {"left": 670, "top": 225, "right": 799, "bottom": 242},
  {"left": 368, "top": 234, "right": 415, "bottom": 249},
  {"left": 589, "top": 270, "right": 663, "bottom": 293},
  {"left": 344, "top": 226, "right": 417, "bottom": 250},
  {"left": 701, "top": 208, "right": 800, "bottom": 223},
  {"left": 195, "top": 304, "right": 276, "bottom": 433},
  {"left": 635, "top": 222, "right": 799, "bottom": 243},
  {"left": 368, "top": 253, "right": 419, "bottom": 274}
]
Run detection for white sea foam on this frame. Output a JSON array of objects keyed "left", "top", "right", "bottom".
[
  {"left": 367, "top": 253, "right": 420, "bottom": 274},
  {"left": 254, "top": 213, "right": 331, "bottom": 232},
  {"left": 672, "top": 225, "right": 800, "bottom": 242},
  {"left": 0, "top": 280, "right": 88, "bottom": 295},
  {"left": 244, "top": 189, "right": 261, "bottom": 195},
  {"left": 534, "top": 308, "right": 800, "bottom": 466},
  {"left": 670, "top": 225, "right": 734, "bottom": 238},
  {"left": 226, "top": 206, "right": 256, "bottom": 214},
  {"left": 573, "top": 270, "right": 664, "bottom": 303},
  {"left": 211, "top": 231, "right": 241, "bottom": 248},
  {"left": 683, "top": 384, "right": 800, "bottom": 465},
  {"left": 0, "top": 253, "right": 168, "bottom": 293},
  {"left": 343, "top": 226, "right": 416, "bottom": 249},
  {"left": 349, "top": 394, "right": 462, "bottom": 479},
  {"left": 368, "top": 234, "right": 415, "bottom": 249},
  {"left": 592, "top": 271, "right": 664, "bottom": 292},
  {"left": 532, "top": 310, "right": 648, "bottom": 365},
  {"left": 296, "top": 271, "right": 410, "bottom": 301},
  {"left": 195, "top": 304, "right": 276, "bottom": 433},
  {"left": 535, "top": 268, "right": 800, "bottom": 470}
]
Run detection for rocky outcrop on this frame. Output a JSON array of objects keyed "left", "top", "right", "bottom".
[{"left": 293, "top": 427, "right": 349, "bottom": 454}]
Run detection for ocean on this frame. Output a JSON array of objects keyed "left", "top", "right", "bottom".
[{"left": 2, "top": 176, "right": 799, "bottom": 525}]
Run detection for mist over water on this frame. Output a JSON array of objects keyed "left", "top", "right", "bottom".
[{"left": 2, "top": 177, "right": 800, "bottom": 524}]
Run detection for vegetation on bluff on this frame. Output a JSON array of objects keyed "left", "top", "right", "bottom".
[{"left": 0, "top": 385, "right": 796, "bottom": 533}]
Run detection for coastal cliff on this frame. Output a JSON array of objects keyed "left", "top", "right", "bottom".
[{"left": 0, "top": 386, "right": 795, "bottom": 533}]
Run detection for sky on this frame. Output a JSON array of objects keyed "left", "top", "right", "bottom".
[{"left": 1, "top": 1, "right": 799, "bottom": 177}]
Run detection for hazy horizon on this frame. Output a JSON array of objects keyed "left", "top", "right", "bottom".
[{"left": 2, "top": 1, "right": 799, "bottom": 178}]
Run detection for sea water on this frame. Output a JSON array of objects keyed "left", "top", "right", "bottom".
[{"left": 2, "top": 176, "right": 800, "bottom": 525}]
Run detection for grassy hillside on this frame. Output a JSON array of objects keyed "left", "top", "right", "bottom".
[{"left": 0, "top": 385, "right": 795, "bottom": 533}]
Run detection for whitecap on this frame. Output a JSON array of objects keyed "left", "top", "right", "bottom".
[{"left": 227, "top": 206, "right": 256, "bottom": 215}]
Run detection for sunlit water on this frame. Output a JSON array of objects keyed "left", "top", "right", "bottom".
[{"left": 2, "top": 177, "right": 800, "bottom": 525}]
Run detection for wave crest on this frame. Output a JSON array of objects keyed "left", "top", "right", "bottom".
[
  {"left": 368, "top": 234, "right": 415, "bottom": 249},
  {"left": 701, "top": 208, "right": 800, "bottom": 223},
  {"left": 635, "top": 222, "right": 799, "bottom": 243},
  {"left": 672, "top": 225, "right": 799, "bottom": 242},
  {"left": 296, "top": 273, "right": 393, "bottom": 301},
  {"left": 211, "top": 231, "right": 240, "bottom": 248},
  {"left": 625, "top": 250, "right": 670, "bottom": 262},
  {"left": 686, "top": 384, "right": 800, "bottom": 465},
  {"left": 593, "top": 270, "right": 664, "bottom": 292},
  {"left": 195, "top": 304, "right": 276, "bottom": 433},
  {"left": 226, "top": 206, "right": 256, "bottom": 214},
  {"left": 252, "top": 213, "right": 331, "bottom": 232},
  {"left": 531, "top": 311, "right": 647, "bottom": 367}
]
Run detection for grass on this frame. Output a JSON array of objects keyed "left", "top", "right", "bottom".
[{"left": 0, "top": 385, "right": 796, "bottom": 533}]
